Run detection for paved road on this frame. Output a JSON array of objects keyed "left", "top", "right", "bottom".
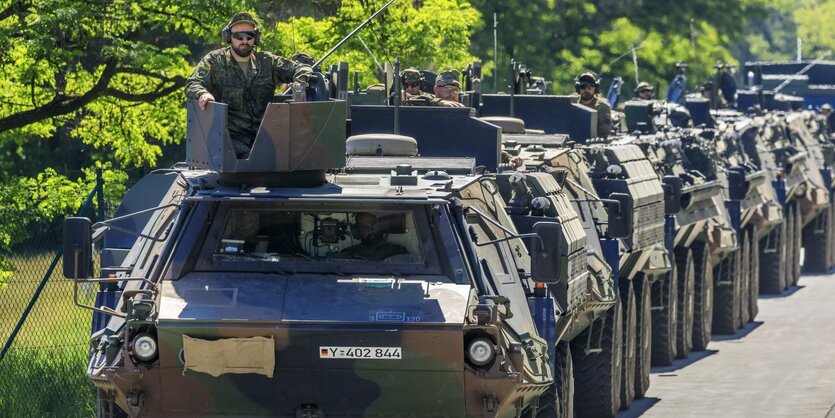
[{"left": 619, "top": 272, "right": 835, "bottom": 418}]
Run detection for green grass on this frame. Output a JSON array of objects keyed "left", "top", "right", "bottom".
[{"left": 0, "top": 251, "right": 98, "bottom": 417}]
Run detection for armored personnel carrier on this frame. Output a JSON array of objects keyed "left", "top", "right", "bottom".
[
  {"left": 619, "top": 99, "right": 755, "bottom": 339},
  {"left": 493, "top": 121, "right": 671, "bottom": 413},
  {"left": 63, "top": 98, "right": 583, "bottom": 417}
]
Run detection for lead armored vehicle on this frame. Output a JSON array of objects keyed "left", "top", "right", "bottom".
[{"left": 63, "top": 98, "right": 579, "bottom": 417}]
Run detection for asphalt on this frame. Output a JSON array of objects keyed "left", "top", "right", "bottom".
[{"left": 618, "top": 271, "right": 835, "bottom": 418}]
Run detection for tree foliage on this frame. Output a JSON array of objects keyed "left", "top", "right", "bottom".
[
  {"left": 264, "top": 0, "right": 482, "bottom": 88},
  {"left": 468, "top": 0, "right": 764, "bottom": 94}
]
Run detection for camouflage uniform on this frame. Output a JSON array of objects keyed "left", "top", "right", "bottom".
[
  {"left": 184, "top": 48, "right": 312, "bottom": 157},
  {"left": 571, "top": 94, "right": 613, "bottom": 138}
]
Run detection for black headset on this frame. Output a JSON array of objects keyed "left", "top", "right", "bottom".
[
  {"left": 221, "top": 20, "right": 261, "bottom": 46},
  {"left": 574, "top": 72, "right": 599, "bottom": 94}
]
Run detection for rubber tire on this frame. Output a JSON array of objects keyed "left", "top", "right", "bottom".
[
  {"left": 651, "top": 264, "right": 678, "bottom": 366},
  {"left": 620, "top": 280, "right": 637, "bottom": 410},
  {"left": 802, "top": 207, "right": 832, "bottom": 273},
  {"left": 533, "top": 341, "right": 573, "bottom": 418},
  {"left": 712, "top": 248, "right": 741, "bottom": 335},
  {"left": 572, "top": 297, "right": 623, "bottom": 418},
  {"left": 759, "top": 223, "right": 786, "bottom": 295},
  {"left": 748, "top": 226, "right": 760, "bottom": 321},
  {"left": 674, "top": 248, "right": 695, "bottom": 358},
  {"left": 691, "top": 242, "right": 713, "bottom": 351},
  {"left": 738, "top": 228, "right": 751, "bottom": 326},
  {"left": 783, "top": 202, "right": 796, "bottom": 290},
  {"left": 790, "top": 202, "right": 803, "bottom": 286},
  {"left": 634, "top": 275, "right": 652, "bottom": 399},
  {"left": 97, "top": 389, "right": 128, "bottom": 418}
]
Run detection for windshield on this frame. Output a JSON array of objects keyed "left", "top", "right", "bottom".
[{"left": 197, "top": 203, "right": 440, "bottom": 274}]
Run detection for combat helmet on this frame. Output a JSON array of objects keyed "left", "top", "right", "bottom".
[
  {"left": 634, "top": 81, "right": 654, "bottom": 94},
  {"left": 222, "top": 12, "right": 261, "bottom": 45},
  {"left": 400, "top": 68, "right": 423, "bottom": 85},
  {"left": 575, "top": 70, "right": 600, "bottom": 93}
]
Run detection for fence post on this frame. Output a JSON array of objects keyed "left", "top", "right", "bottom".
[{"left": 96, "top": 168, "right": 105, "bottom": 222}]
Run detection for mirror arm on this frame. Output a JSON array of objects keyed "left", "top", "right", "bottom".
[
  {"left": 91, "top": 203, "right": 180, "bottom": 243},
  {"left": 474, "top": 232, "right": 543, "bottom": 248}
]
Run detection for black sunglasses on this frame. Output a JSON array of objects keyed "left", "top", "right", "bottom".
[
  {"left": 578, "top": 83, "right": 595, "bottom": 90},
  {"left": 231, "top": 31, "right": 256, "bottom": 41},
  {"left": 405, "top": 82, "right": 420, "bottom": 88}
]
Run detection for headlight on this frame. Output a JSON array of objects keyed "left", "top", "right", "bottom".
[
  {"left": 466, "top": 338, "right": 496, "bottom": 367},
  {"left": 131, "top": 333, "right": 158, "bottom": 362}
]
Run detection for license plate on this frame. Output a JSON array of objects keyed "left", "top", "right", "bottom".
[{"left": 319, "top": 346, "right": 402, "bottom": 359}]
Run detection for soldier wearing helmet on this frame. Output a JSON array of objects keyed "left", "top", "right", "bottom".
[
  {"left": 402, "top": 68, "right": 465, "bottom": 108},
  {"left": 634, "top": 81, "right": 654, "bottom": 100},
  {"left": 822, "top": 103, "right": 833, "bottom": 135},
  {"left": 570, "top": 70, "right": 613, "bottom": 138},
  {"left": 185, "top": 12, "right": 313, "bottom": 158}
]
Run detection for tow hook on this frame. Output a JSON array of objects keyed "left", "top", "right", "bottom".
[{"left": 125, "top": 389, "right": 145, "bottom": 416}]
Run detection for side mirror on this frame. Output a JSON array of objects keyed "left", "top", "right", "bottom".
[
  {"left": 531, "top": 222, "right": 562, "bottom": 284},
  {"left": 662, "top": 175, "right": 683, "bottom": 214},
  {"left": 605, "top": 193, "right": 634, "bottom": 239},
  {"left": 727, "top": 166, "right": 749, "bottom": 201},
  {"left": 63, "top": 217, "right": 93, "bottom": 280}
]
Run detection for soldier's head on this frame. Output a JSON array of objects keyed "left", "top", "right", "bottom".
[
  {"left": 354, "top": 212, "right": 380, "bottom": 241},
  {"left": 223, "top": 12, "right": 260, "bottom": 59},
  {"left": 401, "top": 68, "right": 424, "bottom": 95},
  {"left": 635, "top": 81, "right": 654, "bottom": 100},
  {"left": 434, "top": 69, "right": 461, "bottom": 102},
  {"left": 701, "top": 81, "right": 713, "bottom": 99},
  {"left": 575, "top": 71, "right": 599, "bottom": 101},
  {"left": 822, "top": 103, "right": 832, "bottom": 117}
]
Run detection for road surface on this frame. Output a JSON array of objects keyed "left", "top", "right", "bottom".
[{"left": 619, "top": 272, "right": 835, "bottom": 418}]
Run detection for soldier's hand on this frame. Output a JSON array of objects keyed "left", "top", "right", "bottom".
[
  {"left": 198, "top": 93, "right": 215, "bottom": 111},
  {"left": 510, "top": 156, "right": 525, "bottom": 168},
  {"left": 438, "top": 100, "right": 465, "bottom": 108}
]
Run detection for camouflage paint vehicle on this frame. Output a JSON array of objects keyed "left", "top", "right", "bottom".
[
  {"left": 619, "top": 99, "right": 745, "bottom": 342},
  {"left": 485, "top": 115, "right": 672, "bottom": 416},
  {"left": 63, "top": 99, "right": 580, "bottom": 417}
]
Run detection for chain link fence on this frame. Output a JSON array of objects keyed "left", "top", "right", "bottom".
[{"left": 0, "top": 169, "right": 134, "bottom": 417}]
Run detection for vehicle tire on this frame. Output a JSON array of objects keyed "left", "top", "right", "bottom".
[
  {"left": 748, "top": 226, "right": 760, "bottom": 321},
  {"left": 634, "top": 275, "right": 652, "bottom": 398},
  {"left": 783, "top": 202, "right": 796, "bottom": 290},
  {"left": 691, "top": 242, "right": 713, "bottom": 351},
  {"left": 712, "top": 248, "right": 741, "bottom": 335},
  {"left": 738, "top": 228, "right": 751, "bottom": 326},
  {"left": 533, "top": 341, "right": 573, "bottom": 418},
  {"left": 802, "top": 207, "right": 832, "bottom": 273},
  {"left": 620, "top": 280, "right": 637, "bottom": 410},
  {"left": 759, "top": 223, "right": 786, "bottom": 295},
  {"left": 97, "top": 389, "right": 128, "bottom": 418},
  {"left": 651, "top": 264, "right": 677, "bottom": 366},
  {"left": 573, "top": 297, "right": 622, "bottom": 418},
  {"left": 675, "top": 248, "right": 695, "bottom": 358},
  {"left": 790, "top": 202, "right": 803, "bottom": 286}
]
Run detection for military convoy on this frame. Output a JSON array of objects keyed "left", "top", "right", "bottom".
[{"left": 61, "top": 59, "right": 835, "bottom": 418}]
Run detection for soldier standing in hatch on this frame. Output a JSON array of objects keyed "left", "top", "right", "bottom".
[
  {"left": 184, "top": 12, "right": 313, "bottom": 159},
  {"left": 821, "top": 103, "right": 833, "bottom": 135},
  {"left": 570, "top": 71, "right": 612, "bottom": 138},
  {"left": 635, "top": 81, "right": 654, "bottom": 100},
  {"left": 402, "top": 68, "right": 464, "bottom": 108}
]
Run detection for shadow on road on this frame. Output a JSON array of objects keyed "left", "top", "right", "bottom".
[
  {"left": 711, "top": 321, "right": 763, "bottom": 341},
  {"left": 759, "top": 285, "right": 805, "bottom": 299},
  {"left": 649, "top": 349, "right": 718, "bottom": 374},
  {"left": 616, "top": 397, "right": 660, "bottom": 418}
]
